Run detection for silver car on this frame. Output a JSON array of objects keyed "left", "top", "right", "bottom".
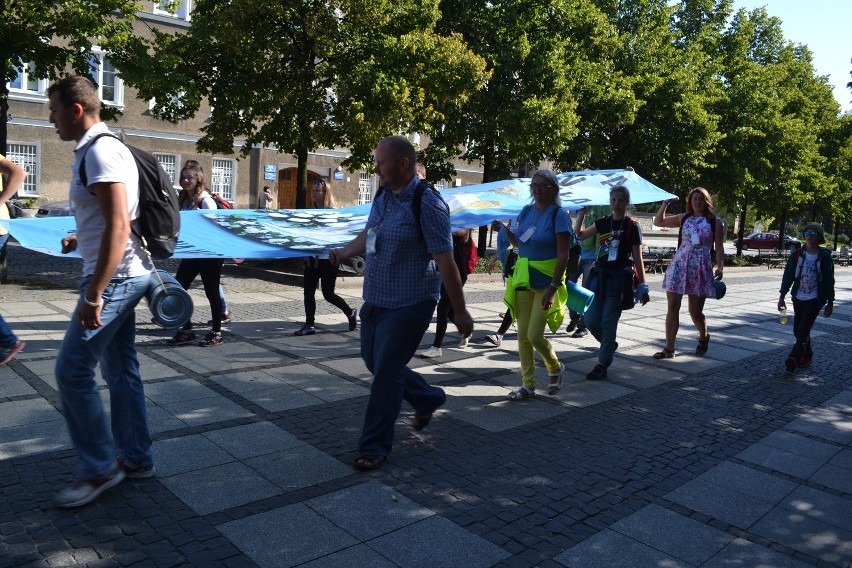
[{"left": 35, "top": 200, "right": 73, "bottom": 217}]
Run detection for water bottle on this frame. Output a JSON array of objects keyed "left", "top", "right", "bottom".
[{"left": 779, "top": 308, "right": 788, "bottom": 324}]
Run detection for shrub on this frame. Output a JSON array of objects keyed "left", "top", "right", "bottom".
[{"left": 838, "top": 234, "right": 850, "bottom": 245}]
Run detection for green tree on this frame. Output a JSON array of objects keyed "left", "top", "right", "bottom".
[
  {"left": 114, "top": 0, "right": 487, "bottom": 208},
  {"left": 709, "top": 8, "right": 838, "bottom": 252},
  {"left": 560, "top": 0, "right": 726, "bottom": 197},
  {"left": 428, "top": 0, "right": 618, "bottom": 252},
  {"left": 430, "top": 0, "right": 617, "bottom": 183},
  {"left": 0, "top": 0, "right": 140, "bottom": 153}
]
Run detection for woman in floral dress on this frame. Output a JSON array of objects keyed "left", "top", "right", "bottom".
[{"left": 652, "top": 187, "right": 724, "bottom": 358}]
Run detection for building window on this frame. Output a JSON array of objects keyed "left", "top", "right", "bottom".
[
  {"left": 358, "top": 172, "right": 374, "bottom": 204},
  {"left": 7, "top": 62, "right": 47, "bottom": 96},
  {"left": 88, "top": 50, "right": 123, "bottom": 107},
  {"left": 5, "top": 144, "right": 40, "bottom": 197},
  {"left": 211, "top": 158, "right": 235, "bottom": 202},
  {"left": 434, "top": 180, "right": 447, "bottom": 191},
  {"left": 153, "top": 153, "right": 179, "bottom": 184},
  {"left": 154, "top": 0, "right": 192, "bottom": 20}
]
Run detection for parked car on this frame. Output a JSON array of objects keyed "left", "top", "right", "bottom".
[
  {"left": 35, "top": 200, "right": 73, "bottom": 217},
  {"left": 734, "top": 232, "right": 801, "bottom": 250}
]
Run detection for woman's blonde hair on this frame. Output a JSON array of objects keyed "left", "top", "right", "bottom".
[
  {"left": 685, "top": 187, "right": 715, "bottom": 216},
  {"left": 178, "top": 161, "right": 206, "bottom": 209},
  {"left": 312, "top": 179, "right": 336, "bottom": 209}
]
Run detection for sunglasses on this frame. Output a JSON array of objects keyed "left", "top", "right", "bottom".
[
  {"left": 530, "top": 182, "right": 555, "bottom": 191},
  {"left": 802, "top": 230, "right": 820, "bottom": 237}
]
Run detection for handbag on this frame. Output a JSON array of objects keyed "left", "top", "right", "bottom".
[
  {"left": 713, "top": 279, "right": 727, "bottom": 300},
  {"left": 146, "top": 270, "right": 193, "bottom": 329}
]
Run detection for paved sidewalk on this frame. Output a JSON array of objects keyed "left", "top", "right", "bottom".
[{"left": 1, "top": 249, "right": 851, "bottom": 567}]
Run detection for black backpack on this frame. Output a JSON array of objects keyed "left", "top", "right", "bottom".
[{"left": 80, "top": 133, "right": 181, "bottom": 259}]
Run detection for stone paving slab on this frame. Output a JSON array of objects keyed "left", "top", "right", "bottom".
[{"left": 0, "top": 259, "right": 851, "bottom": 567}]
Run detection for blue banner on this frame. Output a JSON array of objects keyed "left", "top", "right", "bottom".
[{"left": 1, "top": 169, "right": 674, "bottom": 259}]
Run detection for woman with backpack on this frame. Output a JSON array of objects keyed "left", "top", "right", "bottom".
[
  {"left": 168, "top": 161, "right": 226, "bottom": 347},
  {"left": 652, "top": 187, "right": 724, "bottom": 359},
  {"left": 292, "top": 179, "right": 357, "bottom": 336},
  {"left": 575, "top": 185, "right": 650, "bottom": 380},
  {"left": 499, "top": 170, "right": 571, "bottom": 399},
  {"left": 778, "top": 223, "right": 834, "bottom": 374}
]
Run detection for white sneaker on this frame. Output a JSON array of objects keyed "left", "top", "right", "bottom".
[
  {"left": 418, "top": 346, "right": 443, "bottom": 358},
  {"left": 458, "top": 334, "right": 471, "bottom": 349}
]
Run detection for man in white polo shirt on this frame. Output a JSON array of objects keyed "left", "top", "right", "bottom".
[{"left": 48, "top": 76, "right": 155, "bottom": 507}]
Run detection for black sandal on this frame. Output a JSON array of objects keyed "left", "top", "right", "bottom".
[
  {"left": 696, "top": 335, "right": 710, "bottom": 355},
  {"left": 653, "top": 347, "right": 675, "bottom": 359},
  {"left": 353, "top": 455, "right": 386, "bottom": 472}
]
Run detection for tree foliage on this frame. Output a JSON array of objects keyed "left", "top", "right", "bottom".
[
  {"left": 113, "top": 0, "right": 488, "bottom": 207},
  {"left": 707, "top": 7, "right": 839, "bottom": 250},
  {"left": 0, "top": 0, "right": 140, "bottom": 152},
  {"left": 427, "top": 0, "right": 619, "bottom": 183}
]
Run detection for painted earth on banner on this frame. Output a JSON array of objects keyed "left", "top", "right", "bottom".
[{"left": 0, "top": 170, "right": 675, "bottom": 259}]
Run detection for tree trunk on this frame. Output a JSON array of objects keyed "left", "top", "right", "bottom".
[
  {"left": 736, "top": 203, "right": 747, "bottom": 257},
  {"left": 1, "top": 2, "right": 9, "bottom": 156},
  {"left": 295, "top": 145, "right": 308, "bottom": 209}
]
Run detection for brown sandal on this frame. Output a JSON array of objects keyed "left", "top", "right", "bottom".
[
  {"left": 696, "top": 335, "right": 710, "bottom": 355},
  {"left": 653, "top": 348, "right": 675, "bottom": 359}
]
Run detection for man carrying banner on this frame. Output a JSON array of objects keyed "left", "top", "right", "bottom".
[
  {"left": 330, "top": 136, "right": 473, "bottom": 471},
  {"left": 49, "top": 76, "right": 155, "bottom": 507}
]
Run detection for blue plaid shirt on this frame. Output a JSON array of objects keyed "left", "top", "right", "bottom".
[{"left": 362, "top": 175, "right": 453, "bottom": 308}]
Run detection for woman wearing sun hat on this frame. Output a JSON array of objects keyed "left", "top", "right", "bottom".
[{"left": 778, "top": 223, "right": 835, "bottom": 374}]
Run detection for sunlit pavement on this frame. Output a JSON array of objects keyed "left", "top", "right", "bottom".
[{"left": 1, "top": 245, "right": 851, "bottom": 568}]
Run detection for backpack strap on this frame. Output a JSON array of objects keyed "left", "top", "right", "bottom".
[
  {"left": 79, "top": 132, "right": 120, "bottom": 190},
  {"left": 373, "top": 181, "right": 448, "bottom": 238},
  {"left": 412, "top": 180, "right": 449, "bottom": 235}
]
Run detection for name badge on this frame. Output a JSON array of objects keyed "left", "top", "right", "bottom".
[
  {"left": 366, "top": 228, "right": 377, "bottom": 254},
  {"left": 608, "top": 239, "right": 619, "bottom": 261},
  {"left": 691, "top": 232, "right": 700, "bottom": 246},
  {"left": 519, "top": 226, "right": 536, "bottom": 243}
]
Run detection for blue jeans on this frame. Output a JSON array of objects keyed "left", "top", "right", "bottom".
[
  {"left": 56, "top": 274, "right": 153, "bottom": 479},
  {"left": 358, "top": 300, "right": 445, "bottom": 458},
  {"left": 0, "top": 313, "right": 18, "bottom": 349},
  {"left": 584, "top": 269, "right": 623, "bottom": 366},
  {"left": 219, "top": 285, "right": 228, "bottom": 313},
  {"left": 568, "top": 258, "right": 595, "bottom": 330}
]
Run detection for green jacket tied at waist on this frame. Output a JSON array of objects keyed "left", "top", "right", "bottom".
[{"left": 503, "top": 257, "right": 567, "bottom": 333}]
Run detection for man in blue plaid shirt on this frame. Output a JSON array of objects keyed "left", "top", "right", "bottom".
[{"left": 331, "top": 136, "right": 473, "bottom": 472}]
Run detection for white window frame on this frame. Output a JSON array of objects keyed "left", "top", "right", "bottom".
[
  {"left": 5, "top": 143, "right": 41, "bottom": 197},
  {"left": 88, "top": 49, "right": 123, "bottom": 108},
  {"left": 153, "top": 153, "right": 180, "bottom": 185},
  {"left": 434, "top": 180, "right": 447, "bottom": 191},
  {"left": 153, "top": 0, "right": 192, "bottom": 20},
  {"left": 358, "top": 172, "right": 375, "bottom": 204},
  {"left": 211, "top": 158, "right": 235, "bottom": 202},
  {"left": 7, "top": 62, "right": 48, "bottom": 102}
]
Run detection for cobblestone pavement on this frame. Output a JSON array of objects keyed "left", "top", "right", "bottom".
[{"left": 1, "top": 244, "right": 851, "bottom": 568}]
